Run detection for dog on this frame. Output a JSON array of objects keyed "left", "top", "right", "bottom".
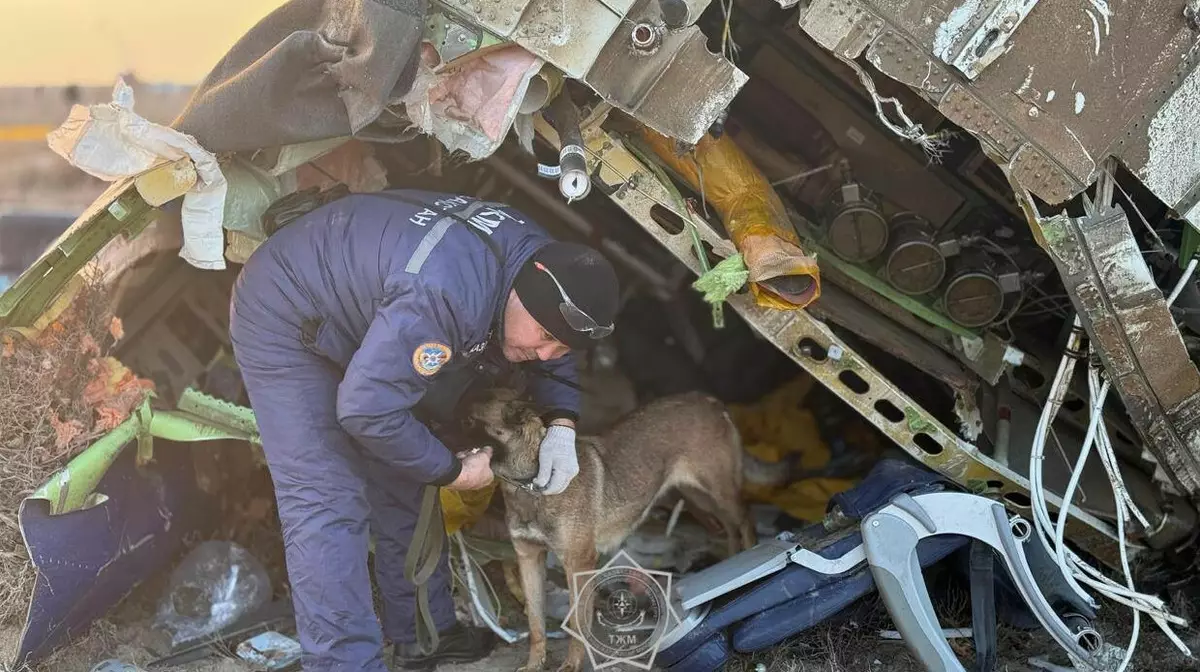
[{"left": 466, "top": 388, "right": 756, "bottom": 672}]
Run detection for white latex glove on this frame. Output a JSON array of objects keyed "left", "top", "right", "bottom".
[{"left": 534, "top": 425, "right": 579, "bottom": 495}]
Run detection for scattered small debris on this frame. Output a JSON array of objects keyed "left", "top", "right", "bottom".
[
  {"left": 879, "top": 627, "right": 973, "bottom": 640},
  {"left": 236, "top": 631, "right": 302, "bottom": 670},
  {"left": 154, "top": 541, "right": 272, "bottom": 646},
  {"left": 1029, "top": 655, "right": 1076, "bottom": 672},
  {"left": 545, "top": 585, "right": 571, "bottom": 623},
  {"left": 90, "top": 660, "right": 143, "bottom": 672}
]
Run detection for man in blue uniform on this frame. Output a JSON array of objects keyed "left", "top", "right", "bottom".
[{"left": 228, "top": 188, "right": 620, "bottom": 671}]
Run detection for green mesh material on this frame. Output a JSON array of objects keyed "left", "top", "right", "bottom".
[{"left": 693, "top": 253, "right": 749, "bottom": 314}]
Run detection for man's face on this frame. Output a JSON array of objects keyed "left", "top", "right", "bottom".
[{"left": 501, "top": 290, "right": 571, "bottom": 363}]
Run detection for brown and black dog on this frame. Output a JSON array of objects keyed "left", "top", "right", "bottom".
[{"left": 467, "top": 389, "right": 756, "bottom": 672}]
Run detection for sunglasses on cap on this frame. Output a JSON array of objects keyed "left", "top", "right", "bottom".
[{"left": 535, "top": 261, "right": 614, "bottom": 340}]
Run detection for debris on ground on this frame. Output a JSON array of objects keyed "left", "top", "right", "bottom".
[
  {"left": 154, "top": 541, "right": 274, "bottom": 647},
  {"left": 234, "top": 631, "right": 301, "bottom": 669},
  {"left": 0, "top": 268, "right": 154, "bottom": 625},
  {"left": 89, "top": 660, "right": 143, "bottom": 672}
]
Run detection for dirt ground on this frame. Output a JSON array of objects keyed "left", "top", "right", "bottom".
[{"left": 4, "top": 579, "right": 1198, "bottom": 672}]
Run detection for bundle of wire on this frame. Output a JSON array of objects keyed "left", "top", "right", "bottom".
[{"left": 1027, "top": 254, "right": 1200, "bottom": 671}]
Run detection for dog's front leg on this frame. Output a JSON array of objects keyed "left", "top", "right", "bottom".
[
  {"left": 558, "top": 542, "right": 598, "bottom": 672},
  {"left": 513, "top": 538, "right": 549, "bottom": 672}
]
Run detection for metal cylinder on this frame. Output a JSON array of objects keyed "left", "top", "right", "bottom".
[
  {"left": 825, "top": 181, "right": 888, "bottom": 263},
  {"left": 1062, "top": 613, "right": 1103, "bottom": 653},
  {"left": 884, "top": 213, "right": 946, "bottom": 296},
  {"left": 546, "top": 90, "right": 591, "bottom": 202},
  {"left": 631, "top": 22, "right": 661, "bottom": 51},
  {"left": 942, "top": 249, "right": 1005, "bottom": 328}
]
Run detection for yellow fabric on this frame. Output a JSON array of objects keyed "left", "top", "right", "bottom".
[
  {"left": 730, "top": 376, "right": 858, "bottom": 522},
  {"left": 731, "top": 377, "right": 829, "bottom": 469},
  {"left": 745, "top": 478, "right": 861, "bottom": 523},
  {"left": 635, "top": 126, "right": 821, "bottom": 310},
  {"left": 440, "top": 481, "right": 498, "bottom": 535}
]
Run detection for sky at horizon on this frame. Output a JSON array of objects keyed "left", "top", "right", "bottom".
[{"left": 0, "top": 0, "right": 289, "bottom": 86}]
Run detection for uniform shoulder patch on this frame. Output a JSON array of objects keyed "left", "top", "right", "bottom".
[{"left": 413, "top": 342, "right": 453, "bottom": 376}]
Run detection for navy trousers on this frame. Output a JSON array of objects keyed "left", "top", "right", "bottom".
[{"left": 229, "top": 305, "right": 457, "bottom": 671}]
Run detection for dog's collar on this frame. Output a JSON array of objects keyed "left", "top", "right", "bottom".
[
  {"left": 495, "top": 472, "right": 544, "bottom": 495},
  {"left": 475, "top": 440, "right": 545, "bottom": 494}
]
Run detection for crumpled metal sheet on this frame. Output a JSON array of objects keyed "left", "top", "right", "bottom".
[
  {"left": 446, "top": 0, "right": 744, "bottom": 144},
  {"left": 582, "top": 5, "right": 749, "bottom": 145},
  {"left": 797, "top": 0, "right": 1200, "bottom": 219},
  {"left": 1039, "top": 204, "right": 1200, "bottom": 495}
]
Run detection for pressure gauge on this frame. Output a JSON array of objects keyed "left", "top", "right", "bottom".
[
  {"left": 884, "top": 213, "right": 946, "bottom": 296},
  {"left": 825, "top": 181, "right": 888, "bottom": 263}
]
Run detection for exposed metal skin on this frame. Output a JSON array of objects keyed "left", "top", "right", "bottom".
[
  {"left": 438, "top": 0, "right": 745, "bottom": 144},
  {"left": 1037, "top": 202, "right": 1200, "bottom": 496},
  {"left": 796, "top": 0, "right": 1200, "bottom": 223}
]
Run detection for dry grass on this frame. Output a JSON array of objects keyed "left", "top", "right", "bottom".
[
  {"left": 0, "top": 268, "right": 153, "bottom": 625},
  {"left": 719, "top": 587, "right": 1200, "bottom": 672},
  {"left": 722, "top": 596, "right": 925, "bottom": 672}
]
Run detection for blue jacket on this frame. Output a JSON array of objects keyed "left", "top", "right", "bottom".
[{"left": 234, "top": 188, "right": 581, "bottom": 485}]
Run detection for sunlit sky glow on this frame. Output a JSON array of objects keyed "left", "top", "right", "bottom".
[{"left": 0, "top": 0, "right": 287, "bottom": 86}]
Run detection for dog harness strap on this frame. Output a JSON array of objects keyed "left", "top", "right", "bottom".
[{"left": 405, "top": 484, "right": 445, "bottom": 656}]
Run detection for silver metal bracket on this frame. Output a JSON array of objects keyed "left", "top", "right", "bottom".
[
  {"left": 940, "top": 0, "right": 1041, "bottom": 80},
  {"left": 669, "top": 491, "right": 1097, "bottom": 672}
]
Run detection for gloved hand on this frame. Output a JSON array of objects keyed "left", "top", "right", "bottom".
[{"left": 534, "top": 424, "right": 579, "bottom": 495}]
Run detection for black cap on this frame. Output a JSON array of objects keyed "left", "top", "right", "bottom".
[{"left": 513, "top": 242, "right": 619, "bottom": 350}]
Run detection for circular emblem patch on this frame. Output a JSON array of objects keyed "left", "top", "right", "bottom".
[{"left": 413, "top": 342, "right": 452, "bottom": 376}]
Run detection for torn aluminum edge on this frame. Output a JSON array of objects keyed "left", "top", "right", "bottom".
[
  {"left": 937, "top": 0, "right": 1041, "bottom": 81},
  {"left": 580, "top": 17, "right": 749, "bottom": 145},
  {"left": 446, "top": 0, "right": 742, "bottom": 145},
  {"left": 567, "top": 119, "right": 1129, "bottom": 570},
  {"left": 1037, "top": 204, "right": 1200, "bottom": 496}
]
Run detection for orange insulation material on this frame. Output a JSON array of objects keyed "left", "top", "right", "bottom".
[{"left": 636, "top": 127, "right": 821, "bottom": 310}]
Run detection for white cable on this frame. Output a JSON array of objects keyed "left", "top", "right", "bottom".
[
  {"left": 1031, "top": 351, "right": 1192, "bottom": 661},
  {"left": 1025, "top": 315, "right": 1196, "bottom": 662},
  {"left": 1021, "top": 217, "right": 1200, "bottom": 666},
  {"left": 1166, "top": 256, "right": 1198, "bottom": 308},
  {"left": 1087, "top": 367, "right": 1150, "bottom": 528},
  {"left": 1053, "top": 377, "right": 1109, "bottom": 587},
  {"left": 1027, "top": 318, "right": 1094, "bottom": 606},
  {"left": 453, "top": 531, "right": 525, "bottom": 644},
  {"left": 1114, "top": 478, "right": 1140, "bottom": 672}
]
